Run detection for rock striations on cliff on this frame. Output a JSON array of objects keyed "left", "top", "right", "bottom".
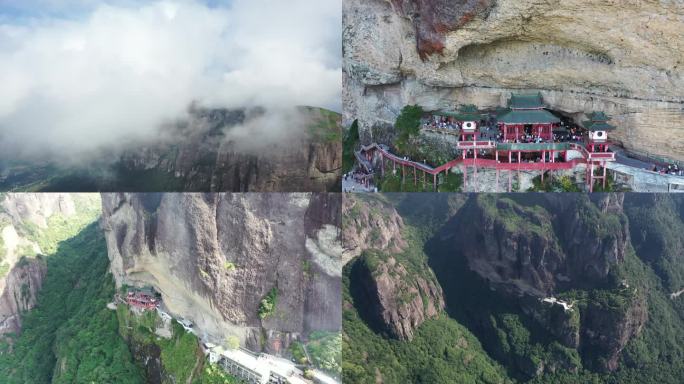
[
  {"left": 343, "top": 194, "right": 444, "bottom": 340},
  {"left": 100, "top": 193, "right": 342, "bottom": 354},
  {"left": 113, "top": 106, "right": 342, "bottom": 192},
  {"left": 344, "top": 0, "right": 684, "bottom": 161},
  {"left": 448, "top": 194, "right": 646, "bottom": 373}
]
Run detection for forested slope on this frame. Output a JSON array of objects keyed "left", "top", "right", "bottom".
[{"left": 343, "top": 194, "right": 684, "bottom": 384}]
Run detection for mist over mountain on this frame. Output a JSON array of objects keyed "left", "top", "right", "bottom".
[{"left": 0, "top": 0, "right": 341, "bottom": 166}]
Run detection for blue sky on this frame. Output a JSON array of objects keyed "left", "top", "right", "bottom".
[{"left": 0, "top": 0, "right": 231, "bottom": 22}]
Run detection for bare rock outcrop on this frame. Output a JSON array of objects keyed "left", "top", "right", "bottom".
[
  {"left": 100, "top": 193, "right": 342, "bottom": 353},
  {"left": 343, "top": 194, "right": 444, "bottom": 340},
  {"left": 352, "top": 254, "right": 444, "bottom": 340},
  {"left": 0, "top": 258, "right": 46, "bottom": 336},
  {"left": 344, "top": 0, "right": 684, "bottom": 161},
  {"left": 342, "top": 194, "right": 407, "bottom": 262}
]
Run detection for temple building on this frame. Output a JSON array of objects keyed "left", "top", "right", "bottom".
[
  {"left": 497, "top": 93, "right": 560, "bottom": 141},
  {"left": 583, "top": 111, "right": 615, "bottom": 153},
  {"left": 353, "top": 91, "right": 629, "bottom": 192},
  {"left": 429, "top": 104, "right": 484, "bottom": 140},
  {"left": 126, "top": 288, "right": 159, "bottom": 310},
  {"left": 451, "top": 104, "right": 482, "bottom": 141}
]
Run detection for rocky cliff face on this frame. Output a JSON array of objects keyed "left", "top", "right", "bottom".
[
  {"left": 342, "top": 194, "right": 407, "bottom": 262},
  {"left": 117, "top": 106, "right": 342, "bottom": 192},
  {"left": 582, "top": 290, "right": 648, "bottom": 372},
  {"left": 0, "top": 194, "right": 81, "bottom": 336},
  {"left": 456, "top": 194, "right": 628, "bottom": 297},
  {"left": 343, "top": 0, "right": 684, "bottom": 161},
  {"left": 351, "top": 253, "right": 445, "bottom": 340},
  {"left": 343, "top": 194, "right": 444, "bottom": 340},
  {"left": 100, "top": 193, "right": 342, "bottom": 353},
  {"left": 0, "top": 258, "right": 46, "bottom": 337},
  {"left": 451, "top": 194, "right": 644, "bottom": 372}
]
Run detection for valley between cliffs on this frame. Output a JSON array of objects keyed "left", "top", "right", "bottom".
[
  {"left": 343, "top": 193, "right": 684, "bottom": 383},
  {"left": 0, "top": 192, "right": 343, "bottom": 383}
]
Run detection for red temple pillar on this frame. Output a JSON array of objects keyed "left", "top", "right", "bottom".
[{"left": 603, "top": 164, "right": 607, "bottom": 189}]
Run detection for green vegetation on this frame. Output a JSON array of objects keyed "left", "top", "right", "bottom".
[
  {"left": 304, "top": 369, "right": 315, "bottom": 380},
  {"left": 16, "top": 194, "right": 101, "bottom": 255},
  {"left": 344, "top": 194, "right": 684, "bottom": 383},
  {"left": 307, "top": 331, "right": 342, "bottom": 375},
  {"left": 290, "top": 341, "right": 308, "bottom": 364},
  {"left": 195, "top": 363, "right": 242, "bottom": 384},
  {"left": 117, "top": 301, "right": 242, "bottom": 384},
  {"left": 344, "top": 219, "right": 510, "bottom": 383},
  {"left": 528, "top": 174, "right": 582, "bottom": 192},
  {"left": 377, "top": 166, "right": 462, "bottom": 192},
  {"left": 111, "top": 166, "right": 186, "bottom": 192},
  {"left": 258, "top": 287, "right": 278, "bottom": 319},
  {"left": 302, "top": 259, "right": 312, "bottom": 276},
  {"left": 394, "top": 105, "right": 423, "bottom": 154},
  {"left": 343, "top": 119, "right": 360, "bottom": 174},
  {"left": 477, "top": 195, "right": 557, "bottom": 238},
  {"left": 224, "top": 261, "right": 236, "bottom": 271},
  {"left": 0, "top": 226, "right": 5, "bottom": 260},
  {"left": 161, "top": 322, "right": 203, "bottom": 383},
  {"left": 0, "top": 223, "right": 144, "bottom": 383},
  {"left": 306, "top": 107, "right": 342, "bottom": 143},
  {"left": 625, "top": 195, "right": 684, "bottom": 291},
  {"left": 592, "top": 169, "right": 630, "bottom": 192},
  {"left": 226, "top": 335, "right": 240, "bottom": 350},
  {"left": 440, "top": 171, "right": 464, "bottom": 192},
  {"left": 379, "top": 172, "right": 432, "bottom": 192},
  {"left": 0, "top": 263, "right": 9, "bottom": 279},
  {"left": 343, "top": 308, "right": 511, "bottom": 384}
]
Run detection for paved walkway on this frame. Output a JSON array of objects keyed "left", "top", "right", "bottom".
[
  {"left": 612, "top": 147, "right": 658, "bottom": 170},
  {"left": 342, "top": 177, "right": 374, "bottom": 192}
]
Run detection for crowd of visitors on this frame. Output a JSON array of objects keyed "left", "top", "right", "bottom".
[
  {"left": 653, "top": 163, "right": 683, "bottom": 176},
  {"left": 342, "top": 171, "right": 376, "bottom": 192},
  {"left": 424, "top": 116, "right": 458, "bottom": 130}
]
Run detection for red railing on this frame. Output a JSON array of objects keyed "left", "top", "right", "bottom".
[
  {"left": 358, "top": 142, "right": 612, "bottom": 177},
  {"left": 360, "top": 144, "right": 588, "bottom": 175},
  {"left": 456, "top": 141, "right": 496, "bottom": 149},
  {"left": 587, "top": 152, "right": 616, "bottom": 160}
]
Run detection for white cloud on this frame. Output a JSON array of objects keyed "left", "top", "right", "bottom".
[{"left": 0, "top": 0, "right": 341, "bottom": 161}]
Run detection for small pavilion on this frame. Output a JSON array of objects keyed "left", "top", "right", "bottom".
[
  {"left": 583, "top": 111, "right": 615, "bottom": 153},
  {"left": 452, "top": 104, "right": 482, "bottom": 141},
  {"left": 431, "top": 104, "right": 484, "bottom": 141},
  {"left": 498, "top": 93, "right": 560, "bottom": 141}
]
